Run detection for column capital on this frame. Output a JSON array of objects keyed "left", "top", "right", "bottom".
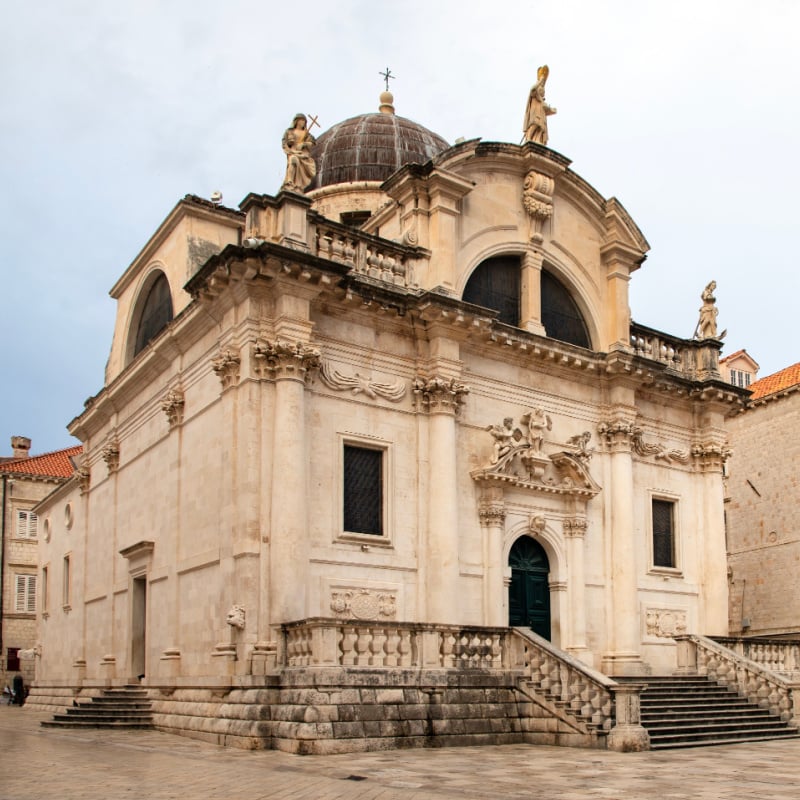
[
  {"left": 413, "top": 374, "right": 469, "bottom": 415},
  {"left": 478, "top": 502, "right": 506, "bottom": 527},
  {"left": 211, "top": 346, "right": 241, "bottom": 390},
  {"left": 597, "top": 417, "right": 636, "bottom": 452},
  {"left": 252, "top": 338, "right": 321, "bottom": 382},
  {"left": 563, "top": 517, "right": 588, "bottom": 538},
  {"left": 691, "top": 440, "right": 731, "bottom": 473}
]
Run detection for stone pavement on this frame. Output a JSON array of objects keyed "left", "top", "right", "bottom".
[{"left": 1, "top": 705, "right": 798, "bottom": 799}]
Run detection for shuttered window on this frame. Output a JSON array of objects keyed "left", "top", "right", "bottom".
[
  {"left": 16, "top": 510, "right": 38, "bottom": 538},
  {"left": 343, "top": 445, "right": 383, "bottom": 536},
  {"left": 15, "top": 574, "right": 37, "bottom": 613},
  {"left": 652, "top": 499, "right": 676, "bottom": 568}
]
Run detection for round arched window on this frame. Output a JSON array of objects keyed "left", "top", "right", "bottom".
[
  {"left": 540, "top": 271, "right": 591, "bottom": 349},
  {"left": 462, "top": 256, "right": 521, "bottom": 326},
  {"left": 133, "top": 273, "right": 173, "bottom": 357}
]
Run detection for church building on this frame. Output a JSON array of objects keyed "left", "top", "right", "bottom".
[{"left": 31, "top": 75, "right": 773, "bottom": 752}]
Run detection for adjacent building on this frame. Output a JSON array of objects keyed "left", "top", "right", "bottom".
[{"left": 0, "top": 437, "right": 81, "bottom": 690}]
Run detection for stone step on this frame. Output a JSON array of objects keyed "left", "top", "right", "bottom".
[
  {"left": 41, "top": 720, "right": 154, "bottom": 730},
  {"left": 649, "top": 727, "right": 799, "bottom": 748},
  {"left": 650, "top": 731, "right": 800, "bottom": 750}
]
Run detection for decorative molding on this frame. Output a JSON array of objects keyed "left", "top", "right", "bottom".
[
  {"left": 211, "top": 347, "right": 241, "bottom": 389},
  {"left": 330, "top": 588, "right": 397, "bottom": 620},
  {"left": 320, "top": 360, "right": 406, "bottom": 402},
  {"left": 161, "top": 387, "right": 185, "bottom": 428},
  {"left": 598, "top": 420, "right": 688, "bottom": 463},
  {"left": 412, "top": 375, "right": 469, "bottom": 415},
  {"left": 101, "top": 436, "right": 120, "bottom": 474},
  {"left": 645, "top": 608, "right": 687, "bottom": 639},
  {"left": 252, "top": 339, "right": 321, "bottom": 382}
]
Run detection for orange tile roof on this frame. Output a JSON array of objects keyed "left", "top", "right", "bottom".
[
  {"left": 748, "top": 362, "right": 800, "bottom": 401},
  {"left": 0, "top": 445, "right": 82, "bottom": 479}
]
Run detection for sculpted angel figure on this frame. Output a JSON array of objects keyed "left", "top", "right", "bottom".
[
  {"left": 521, "top": 407, "right": 552, "bottom": 455},
  {"left": 486, "top": 417, "right": 516, "bottom": 463},
  {"left": 694, "top": 280, "right": 719, "bottom": 339},
  {"left": 282, "top": 113, "right": 317, "bottom": 192},
  {"left": 523, "top": 65, "right": 557, "bottom": 145}
]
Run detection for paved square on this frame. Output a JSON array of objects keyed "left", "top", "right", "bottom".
[{"left": 1, "top": 706, "right": 798, "bottom": 799}]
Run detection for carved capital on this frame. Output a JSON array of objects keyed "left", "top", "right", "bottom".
[
  {"left": 161, "top": 388, "right": 185, "bottom": 428},
  {"left": 597, "top": 419, "right": 635, "bottom": 451},
  {"left": 211, "top": 347, "right": 241, "bottom": 390},
  {"left": 691, "top": 441, "right": 731, "bottom": 472},
  {"left": 101, "top": 437, "right": 120, "bottom": 474},
  {"left": 74, "top": 456, "right": 90, "bottom": 494},
  {"left": 252, "top": 339, "right": 321, "bottom": 382},
  {"left": 563, "top": 517, "right": 588, "bottom": 538},
  {"left": 478, "top": 502, "right": 506, "bottom": 527},
  {"left": 413, "top": 375, "right": 469, "bottom": 415}
]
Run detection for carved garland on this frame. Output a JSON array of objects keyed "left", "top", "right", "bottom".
[
  {"left": 319, "top": 360, "right": 406, "bottom": 402},
  {"left": 330, "top": 589, "right": 397, "bottom": 620}
]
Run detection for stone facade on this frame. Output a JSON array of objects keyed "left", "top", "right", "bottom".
[
  {"left": 0, "top": 439, "right": 80, "bottom": 691},
  {"left": 30, "top": 95, "right": 747, "bottom": 750},
  {"left": 726, "top": 364, "right": 800, "bottom": 636}
]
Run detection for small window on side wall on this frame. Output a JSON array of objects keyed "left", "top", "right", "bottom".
[
  {"left": 133, "top": 272, "right": 173, "bottom": 357},
  {"left": 343, "top": 445, "right": 383, "bottom": 536},
  {"left": 652, "top": 498, "right": 677, "bottom": 569}
]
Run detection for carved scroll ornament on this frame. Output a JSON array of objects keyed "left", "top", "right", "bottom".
[{"left": 320, "top": 360, "right": 406, "bottom": 402}]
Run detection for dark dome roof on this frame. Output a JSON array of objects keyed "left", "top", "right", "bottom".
[{"left": 310, "top": 110, "right": 449, "bottom": 189}]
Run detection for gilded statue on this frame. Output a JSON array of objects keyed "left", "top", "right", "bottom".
[
  {"left": 523, "top": 65, "right": 557, "bottom": 145},
  {"left": 282, "top": 113, "right": 317, "bottom": 192}
]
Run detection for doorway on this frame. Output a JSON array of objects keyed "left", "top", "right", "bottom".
[
  {"left": 131, "top": 576, "right": 147, "bottom": 678},
  {"left": 508, "top": 536, "right": 551, "bottom": 639}
]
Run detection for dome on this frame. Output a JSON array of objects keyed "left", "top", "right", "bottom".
[{"left": 310, "top": 95, "right": 449, "bottom": 189}]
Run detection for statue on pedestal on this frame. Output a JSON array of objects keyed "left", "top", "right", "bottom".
[
  {"left": 523, "top": 65, "right": 557, "bottom": 145},
  {"left": 282, "top": 113, "right": 317, "bottom": 192}
]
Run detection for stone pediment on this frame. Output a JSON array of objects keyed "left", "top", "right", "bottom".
[
  {"left": 472, "top": 447, "right": 600, "bottom": 497},
  {"left": 471, "top": 410, "right": 600, "bottom": 497}
]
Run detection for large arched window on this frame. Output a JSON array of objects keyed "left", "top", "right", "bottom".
[
  {"left": 540, "top": 270, "right": 591, "bottom": 349},
  {"left": 462, "top": 256, "right": 520, "bottom": 326},
  {"left": 133, "top": 272, "right": 173, "bottom": 357}
]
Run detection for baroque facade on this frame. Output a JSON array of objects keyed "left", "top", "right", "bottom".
[{"left": 31, "top": 83, "right": 749, "bottom": 751}]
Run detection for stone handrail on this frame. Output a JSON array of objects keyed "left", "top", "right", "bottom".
[
  {"left": 283, "top": 618, "right": 509, "bottom": 670},
  {"left": 312, "top": 220, "right": 418, "bottom": 288},
  {"left": 675, "top": 633, "right": 800, "bottom": 724},
  {"left": 629, "top": 323, "right": 687, "bottom": 373},
  {"left": 711, "top": 636, "right": 800, "bottom": 677},
  {"left": 510, "top": 627, "right": 617, "bottom": 733}
]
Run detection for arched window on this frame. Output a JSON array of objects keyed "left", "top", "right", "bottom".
[
  {"left": 462, "top": 256, "right": 520, "bottom": 327},
  {"left": 540, "top": 270, "right": 591, "bottom": 349},
  {"left": 133, "top": 272, "right": 173, "bottom": 357}
]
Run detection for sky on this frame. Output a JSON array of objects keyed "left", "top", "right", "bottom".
[{"left": 2, "top": 0, "right": 798, "bottom": 453}]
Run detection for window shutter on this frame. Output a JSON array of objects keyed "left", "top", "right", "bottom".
[
  {"left": 14, "top": 575, "right": 36, "bottom": 612},
  {"left": 27, "top": 575, "right": 37, "bottom": 612}
]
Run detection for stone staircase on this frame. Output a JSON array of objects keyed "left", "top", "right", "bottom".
[
  {"left": 629, "top": 676, "right": 800, "bottom": 749},
  {"left": 41, "top": 686, "right": 153, "bottom": 730}
]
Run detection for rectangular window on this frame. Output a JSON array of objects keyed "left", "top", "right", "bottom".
[
  {"left": 652, "top": 499, "right": 676, "bottom": 568},
  {"left": 41, "top": 566, "right": 49, "bottom": 614},
  {"left": 15, "top": 574, "right": 37, "bottom": 613},
  {"left": 62, "top": 555, "right": 71, "bottom": 608},
  {"left": 343, "top": 445, "right": 383, "bottom": 536},
  {"left": 16, "top": 509, "right": 38, "bottom": 538},
  {"left": 6, "top": 648, "right": 20, "bottom": 672}
]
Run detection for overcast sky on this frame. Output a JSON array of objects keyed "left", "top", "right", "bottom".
[{"left": 2, "top": 0, "right": 798, "bottom": 453}]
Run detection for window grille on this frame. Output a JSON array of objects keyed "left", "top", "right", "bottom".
[
  {"left": 343, "top": 446, "right": 383, "bottom": 535},
  {"left": 652, "top": 499, "right": 675, "bottom": 568}
]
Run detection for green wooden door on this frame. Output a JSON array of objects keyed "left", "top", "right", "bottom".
[{"left": 508, "top": 537, "right": 551, "bottom": 639}]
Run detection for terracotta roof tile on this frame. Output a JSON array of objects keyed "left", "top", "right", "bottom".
[
  {"left": 748, "top": 362, "right": 800, "bottom": 401},
  {"left": 0, "top": 444, "right": 82, "bottom": 479}
]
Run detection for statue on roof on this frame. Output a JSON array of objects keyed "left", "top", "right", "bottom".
[
  {"left": 694, "top": 280, "right": 721, "bottom": 340},
  {"left": 523, "top": 65, "right": 557, "bottom": 145},
  {"left": 281, "top": 113, "right": 317, "bottom": 192}
]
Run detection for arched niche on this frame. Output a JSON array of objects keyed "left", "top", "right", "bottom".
[{"left": 126, "top": 269, "right": 174, "bottom": 365}]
